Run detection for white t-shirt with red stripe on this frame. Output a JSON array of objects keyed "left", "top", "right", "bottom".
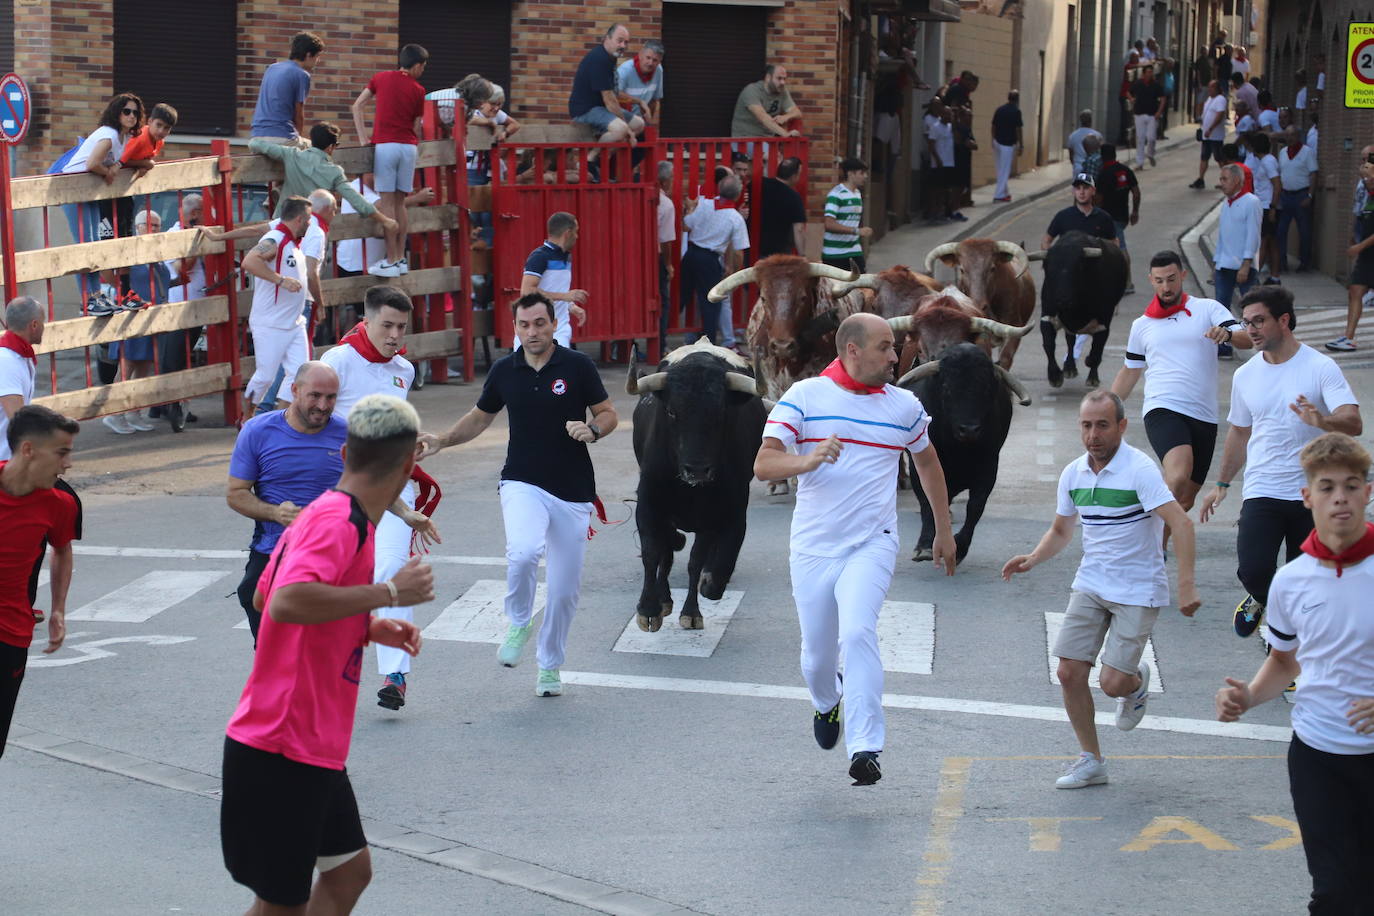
[
  {"left": 249, "top": 221, "right": 309, "bottom": 330},
  {"left": 765, "top": 376, "right": 931, "bottom": 558}
]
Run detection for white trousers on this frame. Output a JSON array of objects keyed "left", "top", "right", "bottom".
[
  {"left": 245, "top": 322, "right": 309, "bottom": 404},
  {"left": 790, "top": 534, "right": 898, "bottom": 757},
  {"left": 993, "top": 141, "right": 1016, "bottom": 199},
  {"left": 1134, "top": 114, "right": 1157, "bottom": 165},
  {"left": 374, "top": 483, "right": 416, "bottom": 676},
  {"left": 499, "top": 480, "right": 593, "bottom": 670}
]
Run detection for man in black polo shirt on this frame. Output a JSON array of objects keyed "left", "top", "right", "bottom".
[
  {"left": 990, "top": 90, "right": 1023, "bottom": 202},
  {"left": 1042, "top": 173, "right": 1118, "bottom": 251},
  {"left": 569, "top": 24, "right": 643, "bottom": 145},
  {"left": 759, "top": 156, "right": 807, "bottom": 258},
  {"left": 1094, "top": 144, "right": 1141, "bottom": 293},
  {"left": 1129, "top": 64, "right": 1167, "bottom": 169},
  {"left": 418, "top": 293, "right": 617, "bottom": 698}
]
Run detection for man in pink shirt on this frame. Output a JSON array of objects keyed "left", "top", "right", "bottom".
[
  {"left": 351, "top": 44, "right": 430, "bottom": 278},
  {"left": 220, "top": 393, "right": 434, "bottom": 913}
]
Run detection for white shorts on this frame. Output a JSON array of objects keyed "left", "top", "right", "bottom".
[
  {"left": 374, "top": 143, "right": 417, "bottom": 193},
  {"left": 246, "top": 323, "right": 309, "bottom": 404}
]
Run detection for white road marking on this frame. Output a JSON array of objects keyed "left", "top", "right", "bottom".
[
  {"left": 1037, "top": 473, "right": 1059, "bottom": 483},
  {"left": 73, "top": 544, "right": 512, "bottom": 566},
  {"left": 36, "top": 570, "right": 50, "bottom": 590},
  {"left": 28, "top": 634, "right": 197, "bottom": 667},
  {"left": 879, "top": 601, "right": 935, "bottom": 674},
  {"left": 559, "top": 671, "right": 1288, "bottom": 742},
  {"left": 1037, "top": 407, "right": 1055, "bottom": 416},
  {"left": 1035, "top": 434, "right": 1055, "bottom": 447},
  {"left": 1036, "top": 454, "right": 1056, "bottom": 465},
  {"left": 1044, "top": 611, "right": 1162, "bottom": 692},
  {"left": 422, "top": 579, "right": 543, "bottom": 642},
  {"left": 1035, "top": 419, "right": 1056, "bottom": 430},
  {"left": 612, "top": 589, "right": 743, "bottom": 657},
  {"left": 68, "top": 570, "right": 229, "bottom": 623}
]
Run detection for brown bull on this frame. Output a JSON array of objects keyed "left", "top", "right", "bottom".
[
  {"left": 924, "top": 239, "right": 1037, "bottom": 370},
  {"left": 825, "top": 264, "right": 944, "bottom": 320},
  {"left": 888, "top": 291, "right": 1037, "bottom": 385}
]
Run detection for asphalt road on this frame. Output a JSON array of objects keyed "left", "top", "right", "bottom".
[{"left": 5, "top": 139, "right": 1365, "bottom": 915}]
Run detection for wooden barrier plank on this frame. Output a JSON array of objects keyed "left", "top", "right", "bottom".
[
  {"left": 239, "top": 267, "right": 461, "bottom": 319},
  {"left": 32, "top": 364, "right": 231, "bottom": 420},
  {"left": 219, "top": 204, "right": 458, "bottom": 251},
  {"left": 15, "top": 228, "right": 212, "bottom": 284},
  {"left": 35, "top": 296, "right": 230, "bottom": 355},
  {"left": 230, "top": 140, "right": 456, "bottom": 185},
  {"left": 9, "top": 157, "right": 223, "bottom": 210},
  {"left": 240, "top": 328, "right": 462, "bottom": 379}
]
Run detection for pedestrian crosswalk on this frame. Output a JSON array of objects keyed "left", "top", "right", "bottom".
[
  {"left": 68, "top": 570, "right": 230, "bottom": 623},
  {"left": 421, "top": 579, "right": 545, "bottom": 642}
]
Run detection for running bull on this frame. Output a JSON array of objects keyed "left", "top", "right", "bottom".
[
  {"left": 1027, "top": 230, "right": 1129, "bottom": 389},
  {"left": 923, "top": 239, "right": 1037, "bottom": 369}
]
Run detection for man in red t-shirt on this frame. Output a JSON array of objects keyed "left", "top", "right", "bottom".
[
  {"left": 350, "top": 44, "right": 430, "bottom": 278},
  {"left": 221, "top": 393, "right": 433, "bottom": 913},
  {"left": 0, "top": 406, "right": 81, "bottom": 759}
]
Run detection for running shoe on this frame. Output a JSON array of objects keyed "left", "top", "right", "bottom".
[
  {"left": 125, "top": 410, "right": 155, "bottom": 432},
  {"left": 1115, "top": 664, "right": 1151, "bottom": 731},
  {"left": 396, "top": 258, "right": 410, "bottom": 275},
  {"left": 1363, "top": 290, "right": 1374, "bottom": 308},
  {"left": 993, "top": 196, "right": 1012, "bottom": 202},
  {"left": 1326, "top": 336, "right": 1358, "bottom": 352},
  {"left": 1148, "top": 155, "right": 1157, "bottom": 167},
  {"left": 368, "top": 259, "right": 403, "bottom": 278},
  {"left": 951, "top": 212, "right": 969, "bottom": 222},
  {"left": 1263, "top": 276, "right": 1281, "bottom": 285},
  {"left": 377, "top": 672, "right": 407, "bottom": 710},
  {"left": 118, "top": 291, "right": 147, "bottom": 312},
  {"left": 1188, "top": 179, "right": 1206, "bottom": 190},
  {"left": 536, "top": 668, "right": 562, "bottom": 697},
  {"left": 86, "top": 292, "right": 119, "bottom": 317},
  {"left": 32, "top": 608, "right": 44, "bottom": 623},
  {"left": 849, "top": 751, "right": 882, "bottom": 786},
  {"left": 497, "top": 622, "right": 534, "bottom": 667},
  {"left": 1233, "top": 595, "right": 1264, "bottom": 638},
  {"left": 1055, "top": 752, "right": 1108, "bottom": 789},
  {"left": 814, "top": 702, "right": 841, "bottom": 750},
  {"left": 166, "top": 402, "right": 186, "bottom": 433},
  {"left": 102, "top": 413, "right": 135, "bottom": 435}
]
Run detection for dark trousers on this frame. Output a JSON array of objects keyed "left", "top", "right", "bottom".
[
  {"left": 0, "top": 640, "right": 27, "bottom": 759},
  {"left": 1236, "top": 497, "right": 1313, "bottom": 607},
  {"left": 1213, "top": 267, "right": 1255, "bottom": 311},
  {"left": 158, "top": 326, "right": 203, "bottom": 374},
  {"left": 237, "top": 549, "right": 272, "bottom": 644},
  {"left": 682, "top": 245, "right": 724, "bottom": 344},
  {"left": 658, "top": 260, "right": 671, "bottom": 351},
  {"left": 823, "top": 255, "right": 866, "bottom": 274},
  {"left": 1277, "top": 189, "right": 1314, "bottom": 270},
  {"left": 1288, "top": 734, "right": 1374, "bottom": 914}
]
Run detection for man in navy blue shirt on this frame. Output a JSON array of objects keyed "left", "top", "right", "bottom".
[
  {"left": 991, "top": 90, "right": 1023, "bottom": 202},
  {"left": 250, "top": 32, "right": 325, "bottom": 146},
  {"left": 519, "top": 212, "right": 587, "bottom": 348},
  {"left": 418, "top": 293, "right": 618, "bottom": 698},
  {"left": 569, "top": 24, "right": 643, "bottom": 145}
]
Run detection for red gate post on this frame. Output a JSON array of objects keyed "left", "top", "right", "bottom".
[
  {"left": 208, "top": 139, "right": 242, "bottom": 425},
  {"left": 451, "top": 101, "right": 474, "bottom": 381},
  {"left": 0, "top": 144, "right": 17, "bottom": 304}
]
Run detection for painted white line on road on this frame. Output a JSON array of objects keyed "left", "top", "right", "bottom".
[
  {"left": 559, "top": 671, "right": 1288, "bottom": 742},
  {"left": 1044, "top": 611, "right": 1162, "bottom": 693},
  {"left": 1036, "top": 454, "right": 1055, "bottom": 466},
  {"left": 1037, "top": 407, "right": 1055, "bottom": 416},
  {"left": 612, "top": 589, "right": 743, "bottom": 657},
  {"left": 69, "top": 570, "right": 229, "bottom": 623},
  {"left": 422, "top": 579, "right": 543, "bottom": 642},
  {"left": 1035, "top": 419, "right": 1056, "bottom": 430},
  {"left": 36, "top": 570, "right": 49, "bottom": 590},
  {"left": 1035, "top": 434, "right": 1055, "bottom": 447},
  {"left": 1037, "top": 473, "right": 1059, "bottom": 483},
  {"left": 879, "top": 601, "right": 935, "bottom": 674},
  {"left": 73, "top": 544, "right": 514, "bottom": 566},
  {"left": 425, "top": 555, "right": 521, "bottom": 567}
]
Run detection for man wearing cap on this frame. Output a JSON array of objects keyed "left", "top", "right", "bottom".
[{"left": 1041, "top": 172, "right": 1118, "bottom": 251}]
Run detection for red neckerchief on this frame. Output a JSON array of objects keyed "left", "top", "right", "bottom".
[
  {"left": 714, "top": 197, "right": 739, "bottom": 210},
  {"left": 1145, "top": 292, "right": 1191, "bottom": 320},
  {"left": 0, "top": 330, "right": 35, "bottom": 365},
  {"left": 313, "top": 213, "right": 330, "bottom": 235},
  {"left": 1261, "top": 105, "right": 1276, "bottom": 112},
  {"left": 1301, "top": 522, "right": 1374, "bottom": 577},
  {"left": 1226, "top": 188, "right": 1247, "bottom": 205},
  {"left": 340, "top": 321, "right": 406, "bottom": 361},
  {"left": 1287, "top": 143, "right": 1305, "bottom": 160},
  {"left": 633, "top": 56, "right": 657, "bottom": 84},
  {"left": 273, "top": 218, "right": 301, "bottom": 245},
  {"left": 821, "top": 358, "right": 885, "bottom": 394}
]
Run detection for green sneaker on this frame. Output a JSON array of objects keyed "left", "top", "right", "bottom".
[
  {"left": 536, "top": 668, "right": 562, "bottom": 697},
  {"left": 497, "top": 623, "right": 534, "bottom": 667}
]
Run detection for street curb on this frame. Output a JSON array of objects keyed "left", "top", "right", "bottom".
[{"left": 1180, "top": 200, "right": 1223, "bottom": 298}]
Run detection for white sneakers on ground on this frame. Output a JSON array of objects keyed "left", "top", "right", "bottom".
[
  {"left": 1056, "top": 752, "right": 1108, "bottom": 789},
  {"left": 1115, "top": 663, "right": 1151, "bottom": 731},
  {"left": 102, "top": 414, "right": 136, "bottom": 435}
]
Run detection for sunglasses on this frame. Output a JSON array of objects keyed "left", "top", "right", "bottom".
[{"left": 121, "top": 107, "right": 139, "bottom": 116}]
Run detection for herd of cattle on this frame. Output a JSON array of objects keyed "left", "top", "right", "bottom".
[{"left": 625, "top": 234, "right": 1129, "bottom": 632}]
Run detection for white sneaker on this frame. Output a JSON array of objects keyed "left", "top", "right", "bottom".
[
  {"left": 125, "top": 410, "right": 155, "bottom": 431},
  {"left": 102, "top": 413, "right": 136, "bottom": 435},
  {"left": 368, "top": 259, "right": 403, "bottom": 278},
  {"left": 1363, "top": 290, "right": 1374, "bottom": 308},
  {"left": 396, "top": 258, "right": 410, "bottom": 275},
  {"left": 1055, "top": 752, "right": 1108, "bottom": 789},
  {"left": 1326, "top": 336, "right": 1358, "bottom": 352},
  {"left": 1115, "top": 663, "right": 1151, "bottom": 731}
]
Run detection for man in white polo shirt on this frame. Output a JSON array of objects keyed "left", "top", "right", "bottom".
[
  {"left": 685, "top": 175, "right": 750, "bottom": 348},
  {"left": 755, "top": 313, "right": 956, "bottom": 787},
  {"left": 240, "top": 196, "right": 312, "bottom": 420},
  {"left": 1275, "top": 126, "right": 1320, "bottom": 276},
  {"left": 1200, "top": 286, "right": 1361, "bottom": 639},
  {"left": 1112, "top": 251, "right": 1251, "bottom": 513},
  {"left": 0, "top": 297, "right": 44, "bottom": 461},
  {"left": 1004, "top": 390, "right": 1200, "bottom": 790},
  {"left": 1217, "top": 432, "right": 1374, "bottom": 912}
]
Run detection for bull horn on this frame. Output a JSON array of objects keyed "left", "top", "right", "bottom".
[
  {"left": 896, "top": 360, "right": 941, "bottom": 388},
  {"left": 829, "top": 273, "right": 881, "bottom": 298},
  {"left": 887, "top": 315, "right": 915, "bottom": 332},
  {"left": 969, "top": 315, "right": 1036, "bottom": 340},
  {"left": 1082, "top": 247, "right": 1103, "bottom": 259},
  {"left": 923, "top": 242, "right": 960, "bottom": 275},
  {"left": 633, "top": 372, "right": 668, "bottom": 393},
  {"left": 706, "top": 266, "right": 758, "bottom": 303},
  {"left": 1025, "top": 250, "right": 1047, "bottom": 261},
  {"left": 625, "top": 362, "right": 641, "bottom": 395},
  {"left": 762, "top": 398, "right": 776, "bottom": 411},
  {"left": 994, "top": 365, "right": 1032, "bottom": 406},
  {"left": 807, "top": 262, "right": 861, "bottom": 282},
  {"left": 725, "top": 372, "right": 761, "bottom": 395},
  {"left": 994, "top": 240, "right": 1030, "bottom": 278}
]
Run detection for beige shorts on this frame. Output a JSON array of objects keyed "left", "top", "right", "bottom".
[{"left": 1053, "top": 589, "right": 1160, "bottom": 676}]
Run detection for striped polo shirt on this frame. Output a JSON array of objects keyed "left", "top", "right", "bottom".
[
  {"left": 765, "top": 374, "right": 930, "bottom": 558},
  {"left": 1055, "top": 443, "right": 1175, "bottom": 607},
  {"left": 822, "top": 182, "right": 864, "bottom": 260}
]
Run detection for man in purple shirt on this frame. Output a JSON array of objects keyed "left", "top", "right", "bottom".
[{"left": 251, "top": 32, "right": 325, "bottom": 146}]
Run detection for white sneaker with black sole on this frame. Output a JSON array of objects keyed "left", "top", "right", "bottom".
[
  {"left": 1115, "top": 663, "right": 1151, "bottom": 731},
  {"left": 1326, "top": 336, "right": 1358, "bottom": 352},
  {"left": 368, "top": 259, "right": 403, "bottom": 278},
  {"left": 1055, "top": 752, "right": 1108, "bottom": 789}
]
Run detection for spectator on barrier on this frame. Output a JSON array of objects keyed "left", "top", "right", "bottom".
[
  {"left": 250, "top": 31, "right": 324, "bottom": 147},
  {"left": 822, "top": 158, "right": 871, "bottom": 273},
  {"left": 759, "top": 156, "right": 807, "bottom": 259},
  {"left": 991, "top": 90, "right": 1022, "bottom": 202},
  {"left": 1066, "top": 109, "right": 1102, "bottom": 174},
  {"left": 154, "top": 194, "right": 206, "bottom": 432},
  {"left": 333, "top": 177, "right": 435, "bottom": 336},
  {"left": 1276, "top": 125, "right": 1319, "bottom": 277},
  {"left": 731, "top": 64, "right": 802, "bottom": 139},
  {"left": 352, "top": 43, "right": 430, "bottom": 278},
  {"left": 616, "top": 39, "right": 665, "bottom": 131},
  {"left": 60, "top": 92, "right": 145, "bottom": 309},
  {"left": 102, "top": 208, "right": 168, "bottom": 436},
  {"left": 120, "top": 103, "right": 177, "bottom": 177},
  {"left": 1213, "top": 163, "right": 1262, "bottom": 337},
  {"left": 569, "top": 24, "right": 643, "bottom": 149},
  {"left": 683, "top": 176, "right": 749, "bottom": 346},
  {"left": 655, "top": 161, "right": 677, "bottom": 350},
  {"left": 519, "top": 212, "right": 588, "bottom": 349},
  {"left": 427, "top": 72, "right": 494, "bottom": 130},
  {"left": 1190, "top": 80, "right": 1227, "bottom": 190},
  {"left": 1242, "top": 132, "right": 1281, "bottom": 286},
  {"left": 466, "top": 84, "right": 520, "bottom": 185},
  {"left": 1257, "top": 89, "right": 1281, "bottom": 132},
  {"left": 1326, "top": 161, "right": 1374, "bottom": 351},
  {"left": 1232, "top": 72, "right": 1258, "bottom": 124},
  {"left": 0, "top": 296, "right": 43, "bottom": 461}
]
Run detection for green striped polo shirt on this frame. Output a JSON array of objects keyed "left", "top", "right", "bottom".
[{"left": 822, "top": 182, "right": 864, "bottom": 259}]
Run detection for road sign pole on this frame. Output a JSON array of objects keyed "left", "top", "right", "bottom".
[{"left": 0, "top": 142, "right": 18, "bottom": 303}]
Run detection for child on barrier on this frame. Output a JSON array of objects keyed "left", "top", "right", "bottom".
[{"left": 120, "top": 103, "right": 178, "bottom": 177}]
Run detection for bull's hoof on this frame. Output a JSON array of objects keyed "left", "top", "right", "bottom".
[
  {"left": 699, "top": 574, "right": 726, "bottom": 602},
  {"left": 679, "top": 613, "right": 704, "bottom": 630},
  {"left": 637, "top": 614, "right": 663, "bottom": 632},
  {"left": 1086, "top": 372, "right": 1100, "bottom": 389},
  {"left": 1062, "top": 361, "right": 1078, "bottom": 379},
  {"left": 912, "top": 546, "right": 933, "bottom": 562},
  {"left": 1048, "top": 373, "right": 1064, "bottom": 389}
]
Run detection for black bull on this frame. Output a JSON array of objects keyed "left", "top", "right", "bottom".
[
  {"left": 627, "top": 347, "right": 767, "bottom": 632},
  {"left": 1031, "top": 230, "right": 1129, "bottom": 389}
]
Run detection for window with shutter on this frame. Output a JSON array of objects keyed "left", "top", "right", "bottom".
[
  {"left": 112, "top": 0, "right": 237, "bottom": 135},
  {"left": 399, "top": 0, "right": 513, "bottom": 103},
  {"left": 661, "top": 3, "right": 768, "bottom": 137}
]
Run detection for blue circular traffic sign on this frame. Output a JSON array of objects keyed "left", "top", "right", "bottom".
[{"left": 0, "top": 73, "right": 31, "bottom": 144}]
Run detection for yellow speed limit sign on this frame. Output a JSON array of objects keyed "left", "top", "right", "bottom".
[{"left": 1347, "top": 22, "right": 1374, "bottom": 107}]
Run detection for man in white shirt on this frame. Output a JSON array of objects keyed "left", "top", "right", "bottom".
[
  {"left": 655, "top": 160, "right": 676, "bottom": 351},
  {"left": 0, "top": 297, "right": 43, "bottom": 461},
  {"left": 1216, "top": 432, "right": 1374, "bottom": 913},
  {"left": 1004, "top": 390, "right": 1199, "bottom": 790},
  {"left": 682, "top": 175, "right": 749, "bottom": 347},
  {"left": 1200, "top": 286, "right": 1362, "bottom": 639},
  {"left": 239, "top": 196, "right": 312, "bottom": 420},
  {"left": 1112, "top": 251, "right": 1250, "bottom": 512},
  {"left": 1213, "top": 164, "right": 1263, "bottom": 315},
  {"left": 1276, "top": 126, "right": 1320, "bottom": 275},
  {"left": 1066, "top": 110, "right": 1103, "bottom": 174},
  {"left": 756, "top": 313, "right": 955, "bottom": 787},
  {"left": 1243, "top": 132, "right": 1282, "bottom": 284},
  {"left": 1189, "top": 80, "right": 1229, "bottom": 190}
]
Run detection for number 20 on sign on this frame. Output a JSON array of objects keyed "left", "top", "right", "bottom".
[{"left": 1347, "top": 23, "right": 1374, "bottom": 108}]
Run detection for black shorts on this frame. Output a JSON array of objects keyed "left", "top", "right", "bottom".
[
  {"left": 221, "top": 737, "right": 366, "bottom": 906},
  {"left": 1144, "top": 408, "right": 1218, "bottom": 485},
  {"left": 0, "top": 640, "right": 27, "bottom": 759},
  {"left": 1261, "top": 208, "right": 1276, "bottom": 238},
  {"left": 1351, "top": 250, "right": 1374, "bottom": 288},
  {"left": 1200, "top": 139, "right": 1223, "bottom": 162}
]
